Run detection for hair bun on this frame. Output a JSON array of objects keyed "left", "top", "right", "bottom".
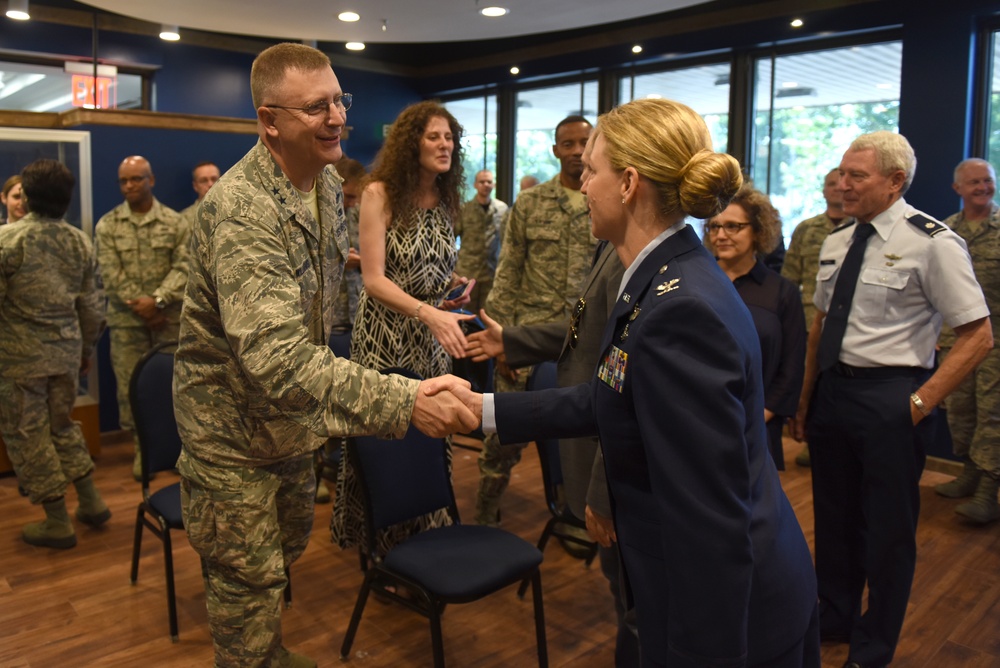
[{"left": 678, "top": 151, "right": 743, "bottom": 220}]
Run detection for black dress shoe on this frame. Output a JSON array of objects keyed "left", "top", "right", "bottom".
[{"left": 844, "top": 661, "right": 885, "bottom": 668}]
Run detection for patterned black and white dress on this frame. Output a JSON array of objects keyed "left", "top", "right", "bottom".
[{"left": 332, "top": 205, "right": 457, "bottom": 554}]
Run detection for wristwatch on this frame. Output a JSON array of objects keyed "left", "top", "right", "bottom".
[{"left": 154, "top": 295, "right": 167, "bottom": 310}]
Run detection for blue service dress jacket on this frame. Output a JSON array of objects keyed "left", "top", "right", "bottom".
[{"left": 494, "top": 224, "right": 817, "bottom": 667}]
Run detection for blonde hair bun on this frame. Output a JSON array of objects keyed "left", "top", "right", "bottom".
[{"left": 678, "top": 151, "right": 743, "bottom": 220}]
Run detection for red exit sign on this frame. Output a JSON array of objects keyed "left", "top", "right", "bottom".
[{"left": 71, "top": 75, "right": 115, "bottom": 108}]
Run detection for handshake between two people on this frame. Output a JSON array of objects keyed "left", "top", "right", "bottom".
[{"left": 411, "top": 375, "right": 484, "bottom": 438}]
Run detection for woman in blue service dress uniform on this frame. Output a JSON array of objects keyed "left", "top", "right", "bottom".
[{"left": 486, "top": 98, "right": 819, "bottom": 667}]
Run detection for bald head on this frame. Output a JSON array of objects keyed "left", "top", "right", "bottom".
[{"left": 118, "top": 155, "right": 155, "bottom": 213}]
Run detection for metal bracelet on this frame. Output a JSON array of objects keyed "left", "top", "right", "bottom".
[{"left": 910, "top": 392, "right": 931, "bottom": 417}]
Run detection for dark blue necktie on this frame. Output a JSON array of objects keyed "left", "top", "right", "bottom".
[{"left": 817, "top": 223, "right": 876, "bottom": 371}]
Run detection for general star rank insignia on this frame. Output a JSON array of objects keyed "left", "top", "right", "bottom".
[{"left": 656, "top": 278, "right": 680, "bottom": 295}]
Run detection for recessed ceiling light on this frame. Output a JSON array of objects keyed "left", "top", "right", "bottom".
[
  {"left": 510, "top": 66, "right": 520, "bottom": 75},
  {"left": 790, "top": 18, "right": 803, "bottom": 27},
  {"left": 5, "top": 0, "right": 30, "bottom": 20},
  {"left": 338, "top": 11, "right": 360, "bottom": 22},
  {"left": 159, "top": 24, "right": 180, "bottom": 41},
  {"left": 481, "top": 6, "right": 509, "bottom": 17},
  {"left": 631, "top": 45, "right": 642, "bottom": 54},
  {"left": 346, "top": 42, "right": 365, "bottom": 51}
]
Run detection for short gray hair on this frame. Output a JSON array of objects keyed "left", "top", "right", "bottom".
[
  {"left": 953, "top": 157, "right": 995, "bottom": 184},
  {"left": 849, "top": 131, "right": 917, "bottom": 194}
]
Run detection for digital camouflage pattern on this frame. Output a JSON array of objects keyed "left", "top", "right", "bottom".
[
  {"left": 174, "top": 140, "right": 419, "bottom": 471},
  {"left": 485, "top": 176, "right": 595, "bottom": 328},
  {"left": 0, "top": 213, "right": 105, "bottom": 503},
  {"left": 94, "top": 197, "right": 187, "bottom": 329},
  {"left": 454, "top": 197, "right": 508, "bottom": 316},
  {"left": 181, "top": 455, "right": 314, "bottom": 667},
  {"left": 174, "top": 140, "right": 420, "bottom": 667},
  {"left": 331, "top": 204, "right": 362, "bottom": 330},
  {"left": 95, "top": 197, "right": 186, "bottom": 432},
  {"left": 940, "top": 203, "right": 1000, "bottom": 476},
  {"left": 478, "top": 175, "right": 596, "bottom": 524},
  {"left": 782, "top": 212, "right": 850, "bottom": 327}
]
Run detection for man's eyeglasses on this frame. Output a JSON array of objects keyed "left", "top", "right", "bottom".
[
  {"left": 265, "top": 93, "right": 353, "bottom": 117},
  {"left": 568, "top": 297, "right": 586, "bottom": 349},
  {"left": 707, "top": 222, "right": 751, "bottom": 236}
]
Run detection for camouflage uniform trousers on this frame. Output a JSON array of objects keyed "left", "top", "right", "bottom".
[
  {"left": 476, "top": 368, "right": 530, "bottom": 525},
  {"left": 0, "top": 373, "right": 94, "bottom": 504},
  {"left": 110, "top": 323, "right": 178, "bottom": 434},
  {"left": 943, "top": 344, "right": 1000, "bottom": 477},
  {"left": 181, "top": 453, "right": 315, "bottom": 668}
]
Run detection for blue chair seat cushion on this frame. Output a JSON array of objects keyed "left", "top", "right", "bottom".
[
  {"left": 147, "top": 482, "right": 184, "bottom": 529},
  {"left": 382, "top": 525, "right": 542, "bottom": 600}
]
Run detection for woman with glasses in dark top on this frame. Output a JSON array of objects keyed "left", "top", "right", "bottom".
[{"left": 704, "top": 184, "right": 806, "bottom": 469}]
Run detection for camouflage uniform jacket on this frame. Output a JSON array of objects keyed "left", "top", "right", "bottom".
[
  {"left": 331, "top": 205, "right": 362, "bottom": 330},
  {"left": 454, "top": 197, "right": 508, "bottom": 282},
  {"left": 179, "top": 200, "right": 200, "bottom": 234},
  {"left": 0, "top": 212, "right": 105, "bottom": 378},
  {"left": 174, "top": 140, "right": 419, "bottom": 471},
  {"left": 939, "top": 202, "right": 1000, "bottom": 349},
  {"left": 94, "top": 197, "right": 187, "bottom": 328},
  {"left": 782, "top": 212, "right": 850, "bottom": 321},
  {"left": 485, "top": 176, "right": 595, "bottom": 327}
]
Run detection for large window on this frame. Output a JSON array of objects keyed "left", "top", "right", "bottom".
[
  {"left": 515, "top": 80, "right": 598, "bottom": 197},
  {"left": 752, "top": 41, "right": 902, "bottom": 237},
  {"left": 444, "top": 94, "right": 498, "bottom": 202},
  {"left": 619, "top": 63, "right": 730, "bottom": 152},
  {"left": 987, "top": 28, "right": 1000, "bottom": 168}
]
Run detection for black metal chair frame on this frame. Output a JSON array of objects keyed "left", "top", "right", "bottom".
[
  {"left": 128, "top": 341, "right": 290, "bottom": 642},
  {"left": 128, "top": 341, "right": 184, "bottom": 641},
  {"left": 339, "top": 425, "right": 548, "bottom": 667},
  {"left": 517, "top": 361, "right": 599, "bottom": 598}
]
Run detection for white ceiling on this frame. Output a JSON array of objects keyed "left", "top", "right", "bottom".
[{"left": 75, "top": 0, "right": 709, "bottom": 44}]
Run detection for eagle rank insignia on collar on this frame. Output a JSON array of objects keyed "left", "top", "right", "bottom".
[{"left": 656, "top": 278, "right": 680, "bottom": 296}]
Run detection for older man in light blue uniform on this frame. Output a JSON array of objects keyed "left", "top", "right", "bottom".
[{"left": 795, "top": 131, "right": 992, "bottom": 668}]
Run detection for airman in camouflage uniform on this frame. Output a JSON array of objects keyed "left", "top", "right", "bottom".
[
  {"left": 0, "top": 159, "right": 108, "bottom": 550},
  {"left": 782, "top": 168, "right": 852, "bottom": 328},
  {"left": 178, "top": 161, "right": 221, "bottom": 232},
  {"left": 173, "top": 44, "right": 475, "bottom": 668},
  {"left": 781, "top": 168, "right": 851, "bottom": 467},
  {"left": 476, "top": 116, "right": 596, "bottom": 525},
  {"left": 95, "top": 155, "right": 187, "bottom": 480},
  {"left": 454, "top": 170, "right": 508, "bottom": 315},
  {"left": 934, "top": 158, "right": 1000, "bottom": 524}
]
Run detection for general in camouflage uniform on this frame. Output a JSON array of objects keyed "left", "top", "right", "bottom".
[
  {"left": 95, "top": 155, "right": 187, "bottom": 479},
  {"left": 173, "top": 44, "right": 474, "bottom": 668},
  {"left": 454, "top": 170, "right": 508, "bottom": 316},
  {"left": 0, "top": 159, "right": 109, "bottom": 550},
  {"left": 476, "top": 116, "right": 596, "bottom": 525},
  {"left": 934, "top": 158, "right": 1000, "bottom": 524}
]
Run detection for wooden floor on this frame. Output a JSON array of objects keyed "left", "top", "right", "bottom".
[{"left": 0, "top": 435, "right": 998, "bottom": 667}]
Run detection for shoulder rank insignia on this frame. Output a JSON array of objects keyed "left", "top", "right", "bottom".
[
  {"left": 656, "top": 278, "right": 680, "bottom": 296},
  {"left": 907, "top": 214, "right": 947, "bottom": 237}
]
